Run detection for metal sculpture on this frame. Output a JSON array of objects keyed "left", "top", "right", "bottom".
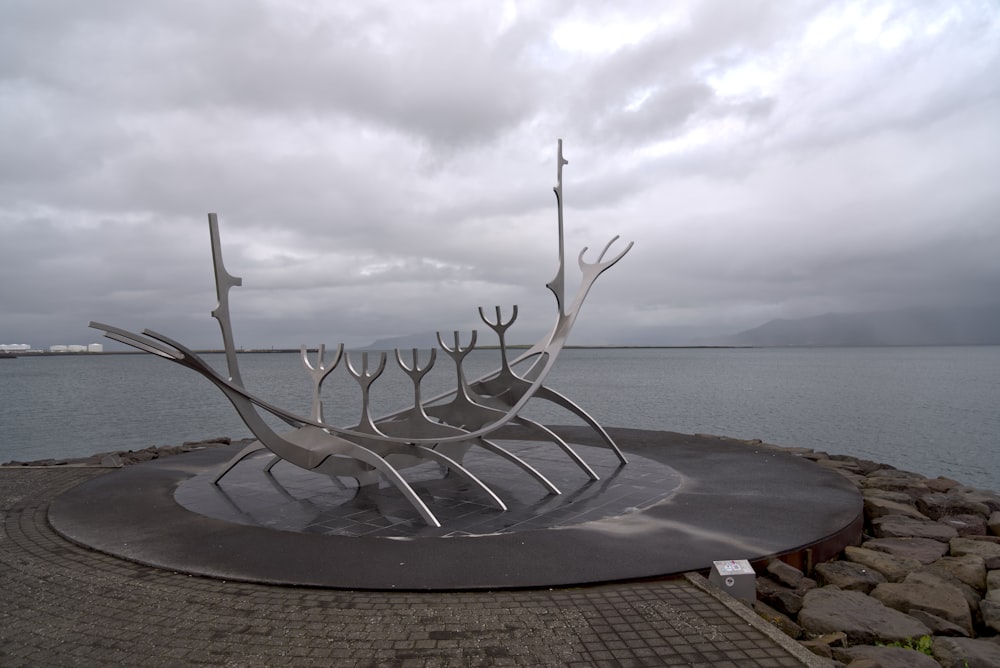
[{"left": 91, "top": 140, "right": 633, "bottom": 527}]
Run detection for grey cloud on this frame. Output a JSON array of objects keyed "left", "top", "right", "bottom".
[{"left": 1, "top": 1, "right": 998, "bottom": 351}]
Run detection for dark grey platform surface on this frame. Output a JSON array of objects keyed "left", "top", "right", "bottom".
[{"left": 48, "top": 426, "right": 862, "bottom": 590}]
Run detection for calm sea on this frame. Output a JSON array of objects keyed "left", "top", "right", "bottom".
[{"left": 1, "top": 347, "right": 997, "bottom": 491}]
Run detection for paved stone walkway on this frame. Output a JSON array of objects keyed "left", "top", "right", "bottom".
[{"left": 0, "top": 468, "right": 816, "bottom": 667}]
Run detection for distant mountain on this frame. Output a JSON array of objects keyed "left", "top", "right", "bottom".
[
  {"left": 362, "top": 332, "right": 442, "bottom": 350},
  {"left": 707, "top": 305, "right": 1000, "bottom": 347}
]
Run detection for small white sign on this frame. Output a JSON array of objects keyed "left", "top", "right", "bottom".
[{"left": 712, "top": 559, "right": 754, "bottom": 576}]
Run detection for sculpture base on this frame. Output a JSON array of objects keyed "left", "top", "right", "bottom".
[{"left": 49, "top": 427, "right": 862, "bottom": 590}]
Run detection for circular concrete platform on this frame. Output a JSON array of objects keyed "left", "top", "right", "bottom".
[{"left": 49, "top": 427, "right": 862, "bottom": 590}]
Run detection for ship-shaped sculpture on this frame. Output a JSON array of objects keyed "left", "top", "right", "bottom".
[{"left": 91, "top": 141, "right": 633, "bottom": 527}]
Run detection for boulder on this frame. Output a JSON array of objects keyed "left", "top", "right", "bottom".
[
  {"left": 905, "top": 570, "right": 982, "bottom": 626},
  {"left": 98, "top": 454, "right": 123, "bottom": 467},
  {"left": 919, "top": 492, "right": 991, "bottom": 520},
  {"left": 848, "top": 458, "right": 885, "bottom": 476},
  {"left": 816, "top": 457, "right": 863, "bottom": 476},
  {"left": 766, "top": 559, "right": 808, "bottom": 589},
  {"left": 755, "top": 577, "right": 806, "bottom": 617},
  {"left": 954, "top": 488, "right": 1000, "bottom": 513},
  {"left": 798, "top": 587, "right": 930, "bottom": 645},
  {"left": 862, "top": 537, "right": 949, "bottom": 564},
  {"left": 866, "top": 469, "right": 926, "bottom": 482},
  {"left": 932, "top": 636, "right": 1000, "bottom": 668},
  {"left": 864, "top": 498, "right": 928, "bottom": 522},
  {"left": 844, "top": 546, "right": 922, "bottom": 582},
  {"left": 982, "top": 599, "right": 1000, "bottom": 633},
  {"left": 988, "top": 569, "right": 1000, "bottom": 593},
  {"left": 832, "top": 644, "right": 940, "bottom": 668},
  {"left": 926, "top": 476, "right": 962, "bottom": 493},
  {"left": 870, "top": 580, "right": 973, "bottom": 637},
  {"left": 814, "top": 560, "right": 887, "bottom": 593},
  {"left": 862, "top": 479, "right": 930, "bottom": 499},
  {"left": 872, "top": 514, "right": 958, "bottom": 542},
  {"left": 939, "top": 513, "right": 988, "bottom": 536},
  {"left": 951, "top": 536, "right": 1000, "bottom": 561},
  {"left": 988, "top": 510, "right": 1000, "bottom": 537},
  {"left": 907, "top": 609, "right": 970, "bottom": 637},
  {"left": 861, "top": 488, "right": 918, "bottom": 505},
  {"left": 922, "top": 554, "right": 987, "bottom": 592}
]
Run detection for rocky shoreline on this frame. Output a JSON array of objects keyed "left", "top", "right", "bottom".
[
  {"left": 745, "top": 440, "right": 1000, "bottom": 667},
  {"left": 5, "top": 435, "right": 1000, "bottom": 666},
  {"left": 0, "top": 436, "right": 246, "bottom": 467}
]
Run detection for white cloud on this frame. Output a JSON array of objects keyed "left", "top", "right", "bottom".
[{"left": 1, "top": 0, "right": 998, "bottom": 349}]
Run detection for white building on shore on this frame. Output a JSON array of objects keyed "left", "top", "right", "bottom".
[{"left": 47, "top": 343, "right": 104, "bottom": 353}]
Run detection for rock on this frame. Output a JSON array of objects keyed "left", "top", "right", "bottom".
[
  {"left": 755, "top": 577, "right": 806, "bottom": 617},
  {"left": 817, "top": 457, "right": 863, "bottom": 475},
  {"left": 922, "top": 554, "right": 987, "bottom": 592},
  {"left": 939, "top": 513, "right": 988, "bottom": 536},
  {"left": 867, "top": 469, "right": 927, "bottom": 482},
  {"left": 98, "top": 454, "right": 123, "bottom": 467},
  {"left": 844, "top": 546, "right": 922, "bottom": 582},
  {"left": 766, "top": 559, "right": 807, "bottom": 589},
  {"left": 862, "top": 488, "right": 918, "bottom": 505},
  {"left": 872, "top": 514, "right": 959, "bottom": 542},
  {"left": 862, "top": 537, "right": 949, "bottom": 564},
  {"left": 824, "top": 456, "right": 882, "bottom": 475},
  {"left": 932, "top": 636, "right": 1000, "bottom": 668},
  {"left": 905, "top": 570, "right": 982, "bottom": 626},
  {"left": 753, "top": 600, "right": 802, "bottom": 639},
  {"left": 989, "top": 511, "right": 1000, "bottom": 537},
  {"left": 832, "top": 644, "right": 940, "bottom": 668},
  {"left": 926, "top": 476, "right": 962, "bottom": 493},
  {"left": 955, "top": 488, "right": 1000, "bottom": 513},
  {"left": 918, "top": 492, "right": 991, "bottom": 520},
  {"left": 907, "top": 609, "right": 970, "bottom": 637},
  {"left": 798, "top": 587, "right": 930, "bottom": 645},
  {"left": 981, "top": 599, "right": 1000, "bottom": 632},
  {"left": 183, "top": 436, "right": 231, "bottom": 446},
  {"left": 857, "top": 476, "right": 931, "bottom": 499},
  {"left": 864, "top": 498, "right": 929, "bottom": 522},
  {"left": 814, "top": 560, "right": 887, "bottom": 593},
  {"left": 870, "top": 580, "right": 973, "bottom": 636},
  {"left": 986, "top": 556, "right": 1000, "bottom": 570},
  {"left": 988, "top": 569, "right": 1000, "bottom": 592},
  {"left": 951, "top": 537, "right": 1000, "bottom": 561}
]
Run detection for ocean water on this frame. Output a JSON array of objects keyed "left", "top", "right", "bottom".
[{"left": 1, "top": 346, "right": 998, "bottom": 491}]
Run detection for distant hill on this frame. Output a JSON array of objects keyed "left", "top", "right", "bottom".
[
  {"left": 362, "top": 332, "right": 442, "bottom": 350},
  {"left": 707, "top": 305, "right": 1000, "bottom": 347}
]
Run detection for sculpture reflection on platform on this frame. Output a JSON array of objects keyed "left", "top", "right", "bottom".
[{"left": 90, "top": 140, "right": 633, "bottom": 527}]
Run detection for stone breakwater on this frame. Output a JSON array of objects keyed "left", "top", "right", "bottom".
[
  {"left": 0, "top": 436, "right": 245, "bottom": 467},
  {"left": 746, "top": 441, "right": 1000, "bottom": 668}
]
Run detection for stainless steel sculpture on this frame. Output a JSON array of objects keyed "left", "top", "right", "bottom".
[{"left": 91, "top": 140, "right": 633, "bottom": 527}]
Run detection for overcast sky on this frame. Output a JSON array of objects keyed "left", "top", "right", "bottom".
[{"left": 2, "top": 1, "right": 998, "bottom": 350}]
